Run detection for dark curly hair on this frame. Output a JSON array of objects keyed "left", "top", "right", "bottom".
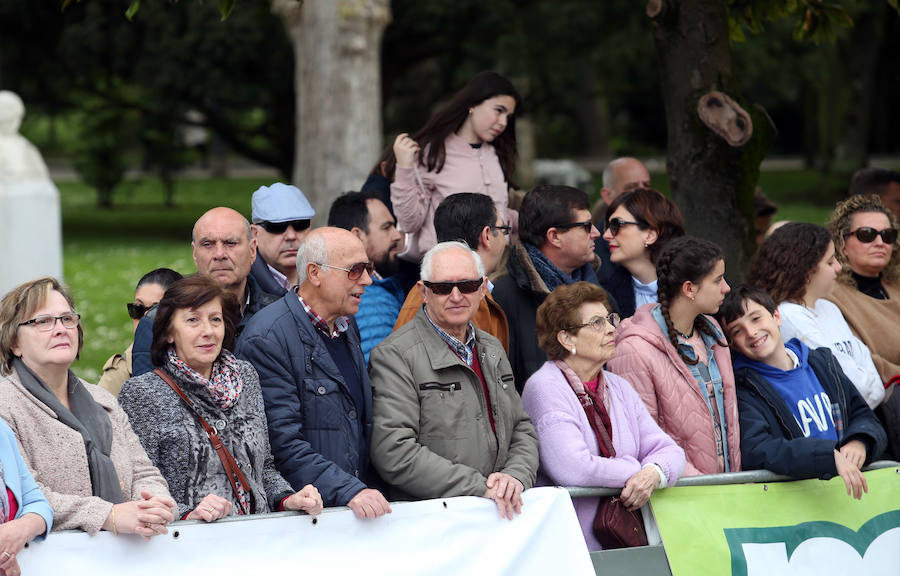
[
  {"left": 536, "top": 282, "right": 611, "bottom": 361},
  {"left": 828, "top": 194, "right": 900, "bottom": 285},
  {"left": 656, "top": 236, "right": 727, "bottom": 365},
  {"left": 605, "top": 188, "right": 685, "bottom": 264},
  {"left": 412, "top": 71, "right": 521, "bottom": 184},
  {"left": 747, "top": 222, "right": 832, "bottom": 304},
  {"left": 151, "top": 275, "right": 240, "bottom": 368}
]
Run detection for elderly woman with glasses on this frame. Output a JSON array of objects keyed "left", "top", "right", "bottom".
[
  {"left": 119, "top": 275, "right": 323, "bottom": 523},
  {"left": 0, "top": 278, "right": 175, "bottom": 537},
  {"left": 98, "top": 268, "right": 183, "bottom": 396},
  {"left": 827, "top": 194, "right": 900, "bottom": 459},
  {"left": 521, "top": 281, "right": 684, "bottom": 551}
]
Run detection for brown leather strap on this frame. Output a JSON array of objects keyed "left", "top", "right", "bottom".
[{"left": 153, "top": 369, "right": 253, "bottom": 514}]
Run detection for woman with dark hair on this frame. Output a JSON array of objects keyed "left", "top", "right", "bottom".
[
  {"left": 521, "top": 282, "right": 684, "bottom": 551},
  {"left": 826, "top": 194, "right": 900, "bottom": 459},
  {"left": 607, "top": 237, "right": 740, "bottom": 475},
  {"left": 748, "top": 222, "right": 884, "bottom": 409},
  {"left": 0, "top": 278, "right": 175, "bottom": 537},
  {"left": 120, "top": 276, "right": 322, "bottom": 522},
  {"left": 99, "top": 268, "right": 183, "bottom": 396},
  {"left": 601, "top": 188, "right": 685, "bottom": 318},
  {"left": 391, "top": 70, "right": 521, "bottom": 260}
]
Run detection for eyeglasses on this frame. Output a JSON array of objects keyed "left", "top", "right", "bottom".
[
  {"left": 606, "top": 217, "right": 641, "bottom": 237},
  {"left": 552, "top": 220, "right": 594, "bottom": 234},
  {"left": 845, "top": 227, "right": 898, "bottom": 244},
  {"left": 126, "top": 302, "right": 152, "bottom": 320},
  {"left": 18, "top": 313, "right": 81, "bottom": 332},
  {"left": 566, "top": 313, "right": 620, "bottom": 332},
  {"left": 317, "top": 261, "right": 374, "bottom": 280},
  {"left": 492, "top": 224, "right": 512, "bottom": 236},
  {"left": 257, "top": 219, "right": 312, "bottom": 234},
  {"left": 422, "top": 278, "right": 484, "bottom": 295}
]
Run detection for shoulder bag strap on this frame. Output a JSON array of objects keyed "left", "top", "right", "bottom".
[{"left": 153, "top": 369, "right": 253, "bottom": 514}]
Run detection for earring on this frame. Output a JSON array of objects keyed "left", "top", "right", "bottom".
[
  {"left": 468, "top": 108, "right": 473, "bottom": 115},
  {"left": 644, "top": 241, "right": 649, "bottom": 248},
  {"left": 571, "top": 347, "right": 577, "bottom": 356},
  {"left": 690, "top": 294, "right": 695, "bottom": 301}
]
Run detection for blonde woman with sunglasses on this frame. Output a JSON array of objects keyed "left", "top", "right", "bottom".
[{"left": 827, "top": 194, "right": 900, "bottom": 460}]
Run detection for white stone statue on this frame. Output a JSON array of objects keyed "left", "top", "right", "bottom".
[{"left": 0, "top": 90, "right": 63, "bottom": 296}]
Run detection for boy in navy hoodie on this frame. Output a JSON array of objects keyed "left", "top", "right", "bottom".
[{"left": 718, "top": 285, "right": 886, "bottom": 499}]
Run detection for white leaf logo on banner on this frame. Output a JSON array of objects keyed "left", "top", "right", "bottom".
[{"left": 725, "top": 511, "right": 900, "bottom": 576}]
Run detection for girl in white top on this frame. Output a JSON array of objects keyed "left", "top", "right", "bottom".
[{"left": 748, "top": 222, "right": 885, "bottom": 408}]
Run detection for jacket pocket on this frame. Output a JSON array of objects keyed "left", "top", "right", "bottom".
[
  {"left": 303, "top": 378, "right": 345, "bottom": 431},
  {"left": 418, "top": 386, "right": 474, "bottom": 441}
]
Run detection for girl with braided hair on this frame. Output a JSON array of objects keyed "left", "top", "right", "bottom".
[{"left": 607, "top": 236, "right": 741, "bottom": 475}]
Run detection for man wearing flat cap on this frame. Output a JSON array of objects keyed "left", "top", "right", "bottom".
[{"left": 249, "top": 182, "right": 316, "bottom": 295}]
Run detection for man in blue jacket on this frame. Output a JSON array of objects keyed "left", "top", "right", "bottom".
[
  {"left": 327, "top": 191, "right": 404, "bottom": 362},
  {"left": 719, "top": 285, "right": 886, "bottom": 499},
  {"left": 236, "top": 227, "right": 392, "bottom": 518}
]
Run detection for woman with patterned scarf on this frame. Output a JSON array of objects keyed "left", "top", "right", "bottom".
[{"left": 120, "top": 276, "right": 322, "bottom": 522}]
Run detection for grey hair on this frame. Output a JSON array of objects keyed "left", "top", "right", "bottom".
[
  {"left": 420, "top": 241, "right": 486, "bottom": 282},
  {"left": 296, "top": 233, "right": 328, "bottom": 285},
  {"left": 602, "top": 157, "right": 634, "bottom": 190}
]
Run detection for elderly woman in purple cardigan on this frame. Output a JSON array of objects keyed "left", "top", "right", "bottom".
[{"left": 521, "top": 282, "right": 685, "bottom": 551}]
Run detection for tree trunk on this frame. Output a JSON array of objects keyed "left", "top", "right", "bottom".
[
  {"left": 273, "top": 0, "right": 391, "bottom": 225},
  {"left": 650, "top": 0, "right": 772, "bottom": 282}
]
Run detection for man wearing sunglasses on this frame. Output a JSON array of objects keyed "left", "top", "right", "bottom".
[
  {"left": 249, "top": 183, "right": 316, "bottom": 295},
  {"left": 393, "top": 192, "right": 510, "bottom": 352},
  {"left": 494, "top": 184, "right": 612, "bottom": 392},
  {"left": 328, "top": 191, "right": 404, "bottom": 362},
  {"left": 237, "top": 227, "right": 392, "bottom": 520},
  {"left": 369, "top": 242, "right": 538, "bottom": 519}
]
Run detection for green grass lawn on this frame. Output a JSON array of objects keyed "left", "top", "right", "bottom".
[
  {"left": 60, "top": 177, "right": 272, "bottom": 381},
  {"left": 57, "top": 172, "right": 837, "bottom": 382}
]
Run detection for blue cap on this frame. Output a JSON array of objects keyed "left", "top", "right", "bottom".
[{"left": 251, "top": 183, "right": 315, "bottom": 223}]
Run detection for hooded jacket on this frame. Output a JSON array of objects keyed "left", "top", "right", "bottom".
[
  {"left": 732, "top": 340, "right": 886, "bottom": 478},
  {"left": 606, "top": 304, "right": 741, "bottom": 475}
]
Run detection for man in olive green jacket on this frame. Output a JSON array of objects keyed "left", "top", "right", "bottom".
[{"left": 369, "top": 242, "right": 538, "bottom": 519}]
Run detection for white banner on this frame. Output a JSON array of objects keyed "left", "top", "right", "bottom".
[{"left": 20, "top": 486, "right": 594, "bottom": 575}]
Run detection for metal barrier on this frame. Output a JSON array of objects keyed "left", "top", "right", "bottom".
[{"left": 564, "top": 460, "right": 900, "bottom": 576}]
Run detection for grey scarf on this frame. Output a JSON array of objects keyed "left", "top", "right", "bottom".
[{"left": 14, "top": 358, "right": 124, "bottom": 504}]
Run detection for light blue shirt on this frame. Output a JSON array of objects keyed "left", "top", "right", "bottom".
[
  {"left": 0, "top": 418, "right": 53, "bottom": 533},
  {"left": 632, "top": 276, "right": 658, "bottom": 309}
]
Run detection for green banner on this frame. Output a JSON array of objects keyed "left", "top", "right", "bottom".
[{"left": 651, "top": 468, "right": 900, "bottom": 575}]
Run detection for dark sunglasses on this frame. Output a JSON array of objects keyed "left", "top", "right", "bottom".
[
  {"left": 127, "top": 302, "right": 152, "bottom": 320},
  {"left": 606, "top": 217, "right": 641, "bottom": 237},
  {"left": 257, "top": 219, "right": 312, "bottom": 234},
  {"left": 552, "top": 220, "right": 594, "bottom": 233},
  {"left": 422, "top": 278, "right": 484, "bottom": 295},
  {"left": 318, "top": 261, "right": 374, "bottom": 280},
  {"left": 845, "top": 227, "right": 898, "bottom": 244}
]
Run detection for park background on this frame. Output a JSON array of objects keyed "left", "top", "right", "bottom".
[{"left": 1, "top": 0, "right": 899, "bottom": 381}]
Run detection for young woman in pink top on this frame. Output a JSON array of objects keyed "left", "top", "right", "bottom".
[
  {"left": 391, "top": 71, "right": 521, "bottom": 261},
  {"left": 607, "top": 237, "right": 741, "bottom": 475}
]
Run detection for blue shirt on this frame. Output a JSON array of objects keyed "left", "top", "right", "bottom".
[{"left": 733, "top": 339, "right": 839, "bottom": 442}]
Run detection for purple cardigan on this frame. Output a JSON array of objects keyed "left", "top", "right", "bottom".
[{"left": 521, "top": 361, "right": 685, "bottom": 551}]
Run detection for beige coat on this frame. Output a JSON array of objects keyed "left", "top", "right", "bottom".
[{"left": 0, "top": 369, "right": 170, "bottom": 533}]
